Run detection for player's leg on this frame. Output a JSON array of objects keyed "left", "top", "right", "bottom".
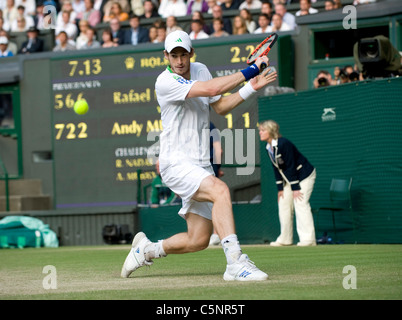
[
  {"left": 121, "top": 213, "right": 212, "bottom": 278},
  {"left": 150, "top": 212, "right": 213, "bottom": 255},
  {"left": 191, "top": 175, "right": 235, "bottom": 240},
  {"left": 192, "top": 175, "right": 268, "bottom": 281}
]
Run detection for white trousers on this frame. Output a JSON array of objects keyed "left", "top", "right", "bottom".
[{"left": 275, "top": 169, "right": 316, "bottom": 245}]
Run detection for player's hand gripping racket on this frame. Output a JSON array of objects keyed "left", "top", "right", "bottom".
[{"left": 246, "top": 33, "right": 278, "bottom": 71}]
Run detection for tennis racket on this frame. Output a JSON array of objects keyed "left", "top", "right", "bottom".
[{"left": 246, "top": 33, "right": 278, "bottom": 71}]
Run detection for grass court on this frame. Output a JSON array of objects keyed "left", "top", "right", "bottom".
[{"left": 1, "top": 244, "right": 401, "bottom": 300}]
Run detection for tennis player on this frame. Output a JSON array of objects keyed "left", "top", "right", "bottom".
[{"left": 122, "top": 30, "right": 277, "bottom": 281}]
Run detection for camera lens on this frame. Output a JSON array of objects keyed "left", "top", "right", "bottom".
[{"left": 318, "top": 77, "right": 329, "bottom": 87}]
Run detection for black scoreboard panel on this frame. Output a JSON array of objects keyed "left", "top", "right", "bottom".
[{"left": 50, "top": 35, "right": 291, "bottom": 209}]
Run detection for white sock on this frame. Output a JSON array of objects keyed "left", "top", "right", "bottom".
[
  {"left": 144, "top": 240, "right": 167, "bottom": 260},
  {"left": 221, "top": 234, "right": 242, "bottom": 264}
]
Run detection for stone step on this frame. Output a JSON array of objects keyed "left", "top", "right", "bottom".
[
  {"left": 0, "top": 179, "right": 43, "bottom": 196},
  {"left": 0, "top": 195, "right": 52, "bottom": 212}
]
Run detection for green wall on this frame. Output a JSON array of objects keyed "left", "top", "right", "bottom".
[
  {"left": 141, "top": 77, "right": 402, "bottom": 245},
  {"left": 259, "top": 77, "right": 402, "bottom": 244}
]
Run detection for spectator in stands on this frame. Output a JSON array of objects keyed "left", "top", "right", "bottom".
[
  {"left": 11, "top": 5, "right": 34, "bottom": 31},
  {"left": 0, "top": 35, "right": 13, "bottom": 57},
  {"left": 191, "top": 10, "right": 210, "bottom": 35},
  {"left": 56, "top": 1, "right": 77, "bottom": 28},
  {"left": 140, "top": 0, "right": 160, "bottom": 19},
  {"left": 333, "top": 0, "right": 342, "bottom": 9},
  {"left": 149, "top": 25, "right": 157, "bottom": 42},
  {"left": 313, "top": 70, "right": 335, "bottom": 88},
  {"left": 187, "top": 0, "right": 209, "bottom": 15},
  {"left": 333, "top": 65, "right": 360, "bottom": 84},
  {"left": 109, "top": 17, "right": 125, "bottom": 45},
  {"left": 56, "top": 10, "right": 78, "bottom": 41},
  {"left": 103, "top": 1, "right": 128, "bottom": 22},
  {"left": 209, "top": 4, "right": 231, "bottom": 34},
  {"left": 239, "top": 0, "right": 262, "bottom": 11},
  {"left": 259, "top": 119, "right": 317, "bottom": 247},
  {"left": 72, "top": 0, "right": 86, "bottom": 15},
  {"left": 298, "top": 9, "right": 309, "bottom": 16},
  {"left": 232, "top": 15, "right": 248, "bottom": 35},
  {"left": 189, "top": 19, "right": 209, "bottom": 40},
  {"left": 11, "top": 16, "right": 28, "bottom": 31},
  {"left": 77, "top": 0, "right": 101, "bottom": 27},
  {"left": 16, "top": 0, "right": 36, "bottom": 17},
  {"left": 124, "top": 14, "right": 149, "bottom": 45},
  {"left": 94, "top": 0, "right": 105, "bottom": 13},
  {"left": 260, "top": 1, "right": 273, "bottom": 21},
  {"left": 80, "top": 25, "right": 100, "bottom": 49},
  {"left": 220, "top": 0, "right": 241, "bottom": 11},
  {"left": 295, "top": 0, "right": 318, "bottom": 16},
  {"left": 158, "top": 0, "right": 187, "bottom": 18},
  {"left": 75, "top": 19, "right": 89, "bottom": 49},
  {"left": 239, "top": 8, "right": 256, "bottom": 34},
  {"left": 3, "top": 0, "right": 19, "bottom": 29},
  {"left": 269, "top": 13, "right": 291, "bottom": 32},
  {"left": 101, "top": 27, "right": 118, "bottom": 47},
  {"left": 166, "top": 15, "right": 182, "bottom": 35},
  {"left": 210, "top": 17, "right": 229, "bottom": 38},
  {"left": 53, "top": 30, "right": 76, "bottom": 51},
  {"left": 154, "top": 24, "right": 167, "bottom": 43},
  {"left": 0, "top": 16, "right": 7, "bottom": 32},
  {"left": 206, "top": 0, "right": 216, "bottom": 13},
  {"left": 130, "top": 0, "right": 145, "bottom": 16},
  {"left": 324, "top": 0, "right": 335, "bottom": 11},
  {"left": 33, "top": 3, "right": 46, "bottom": 30},
  {"left": 18, "top": 26, "right": 43, "bottom": 53},
  {"left": 102, "top": 0, "right": 130, "bottom": 20},
  {"left": 274, "top": 3, "right": 296, "bottom": 30},
  {"left": 253, "top": 13, "right": 270, "bottom": 34},
  {"left": 0, "top": 29, "right": 17, "bottom": 55}
]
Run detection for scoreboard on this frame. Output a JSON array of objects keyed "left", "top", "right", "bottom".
[{"left": 50, "top": 35, "right": 292, "bottom": 209}]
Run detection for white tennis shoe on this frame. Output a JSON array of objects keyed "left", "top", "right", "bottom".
[
  {"left": 223, "top": 254, "right": 268, "bottom": 281},
  {"left": 121, "top": 232, "right": 153, "bottom": 278}
]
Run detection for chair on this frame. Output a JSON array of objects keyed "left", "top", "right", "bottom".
[{"left": 315, "top": 178, "right": 355, "bottom": 243}]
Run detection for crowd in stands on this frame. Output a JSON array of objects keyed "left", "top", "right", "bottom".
[
  {"left": 313, "top": 65, "right": 362, "bottom": 88},
  {"left": 0, "top": 0, "right": 376, "bottom": 57}
]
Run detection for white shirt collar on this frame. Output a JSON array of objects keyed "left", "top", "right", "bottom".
[{"left": 266, "top": 139, "right": 278, "bottom": 152}]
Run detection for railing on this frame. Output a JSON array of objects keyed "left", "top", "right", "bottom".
[{"left": 0, "top": 155, "right": 10, "bottom": 211}]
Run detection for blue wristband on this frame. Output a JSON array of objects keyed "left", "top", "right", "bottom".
[{"left": 240, "top": 64, "right": 260, "bottom": 81}]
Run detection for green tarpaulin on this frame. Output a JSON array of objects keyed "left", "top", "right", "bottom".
[{"left": 0, "top": 216, "right": 59, "bottom": 248}]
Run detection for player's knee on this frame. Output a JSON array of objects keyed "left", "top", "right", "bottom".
[
  {"left": 212, "top": 180, "right": 231, "bottom": 202},
  {"left": 188, "top": 233, "right": 210, "bottom": 252}
]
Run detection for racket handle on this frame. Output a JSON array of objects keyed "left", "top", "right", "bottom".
[{"left": 260, "top": 62, "right": 267, "bottom": 72}]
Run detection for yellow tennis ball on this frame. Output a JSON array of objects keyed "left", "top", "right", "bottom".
[{"left": 74, "top": 99, "right": 89, "bottom": 115}]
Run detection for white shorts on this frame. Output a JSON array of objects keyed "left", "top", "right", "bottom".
[{"left": 160, "top": 162, "right": 214, "bottom": 220}]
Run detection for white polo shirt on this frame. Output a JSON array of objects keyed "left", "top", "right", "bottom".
[{"left": 155, "top": 62, "right": 221, "bottom": 171}]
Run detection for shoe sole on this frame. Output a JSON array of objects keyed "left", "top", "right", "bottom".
[
  {"left": 223, "top": 271, "right": 268, "bottom": 281},
  {"left": 121, "top": 232, "right": 146, "bottom": 278}
]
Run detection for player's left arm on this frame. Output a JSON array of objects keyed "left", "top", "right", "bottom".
[{"left": 210, "top": 68, "right": 277, "bottom": 116}]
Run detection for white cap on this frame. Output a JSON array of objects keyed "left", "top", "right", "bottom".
[
  {"left": 164, "top": 30, "right": 192, "bottom": 53},
  {"left": 0, "top": 36, "right": 8, "bottom": 45}
]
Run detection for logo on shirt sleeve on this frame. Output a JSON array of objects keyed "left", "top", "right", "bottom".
[{"left": 173, "top": 75, "right": 193, "bottom": 85}]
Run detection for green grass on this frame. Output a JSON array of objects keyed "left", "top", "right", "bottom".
[{"left": 1, "top": 244, "right": 401, "bottom": 300}]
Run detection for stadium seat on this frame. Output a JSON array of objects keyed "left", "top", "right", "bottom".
[{"left": 314, "top": 178, "right": 356, "bottom": 243}]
